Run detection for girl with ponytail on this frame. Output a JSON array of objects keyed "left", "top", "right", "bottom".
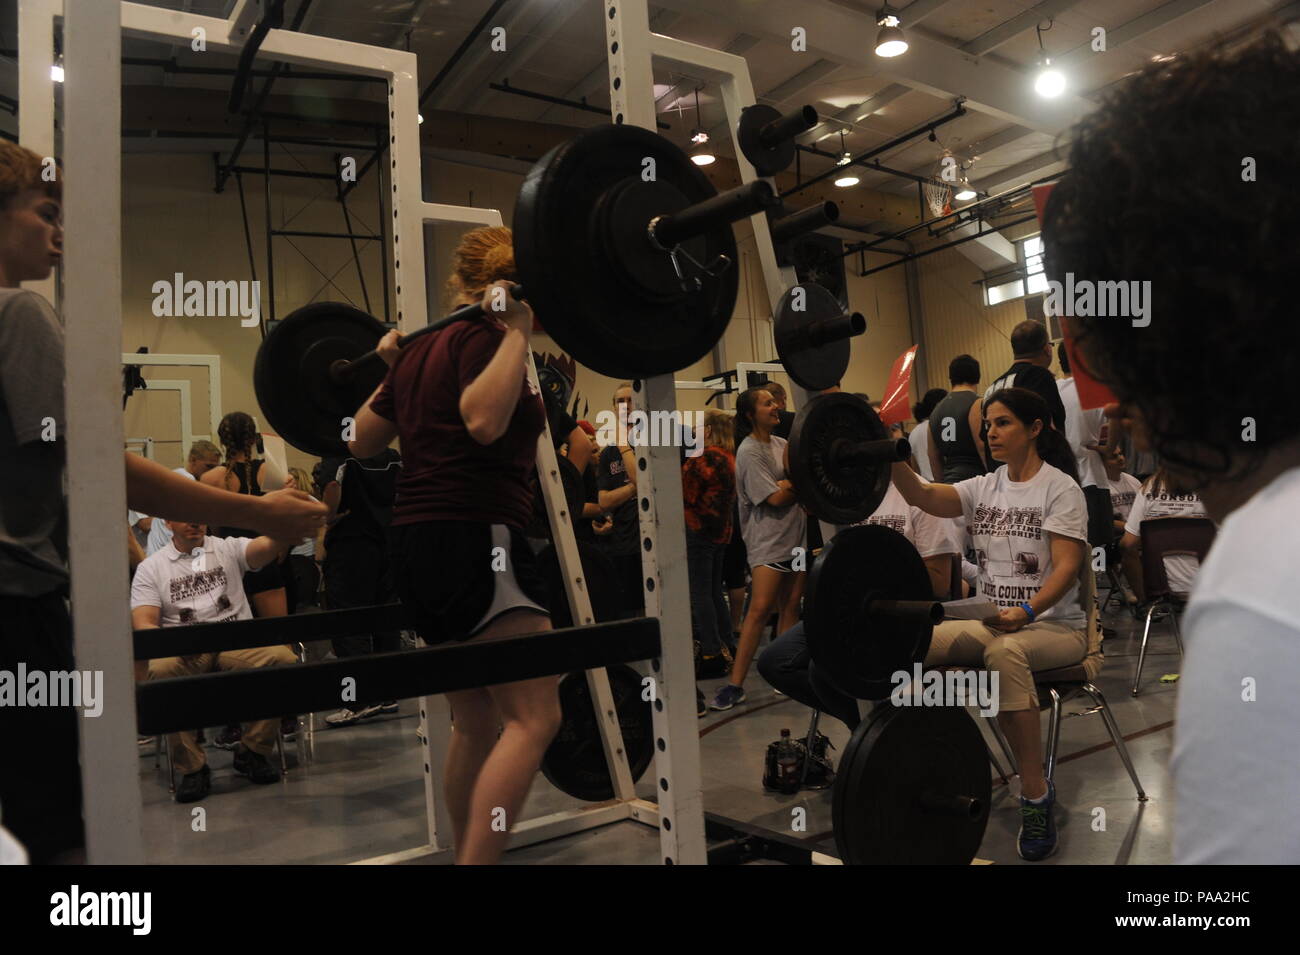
[{"left": 889, "top": 386, "right": 1092, "bottom": 862}]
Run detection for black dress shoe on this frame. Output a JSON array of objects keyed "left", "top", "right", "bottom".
[{"left": 232, "top": 745, "right": 280, "bottom": 784}]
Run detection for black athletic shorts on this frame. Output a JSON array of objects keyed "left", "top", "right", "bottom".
[
  {"left": 722, "top": 530, "right": 748, "bottom": 590},
  {"left": 389, "top": 520, "right": 550, "bottom": 645}
]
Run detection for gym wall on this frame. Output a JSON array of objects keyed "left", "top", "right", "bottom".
[{"left": 120, "top": 149, "right": 916, "bottom": 473}]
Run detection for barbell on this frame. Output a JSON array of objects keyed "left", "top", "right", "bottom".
[{"left": 255, "top": 122, "right": 864, "bottom": 457}]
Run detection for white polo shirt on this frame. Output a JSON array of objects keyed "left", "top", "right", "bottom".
[{"left": 130, "top": 534, "right": 255, "bottom": 628}]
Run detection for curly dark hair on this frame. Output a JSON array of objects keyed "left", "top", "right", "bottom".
[
  {"left": 912, "top": 387, "right": 948, "bottom": 423},
  {"left": 216, "top": 411, "right": 259, "bottom": 494},
  {"left": 1042, "top": 31, "right": 1300, "bottom": 488},
  {"left": 984, "top": 387, "right": 1080, "bottom": 485}
]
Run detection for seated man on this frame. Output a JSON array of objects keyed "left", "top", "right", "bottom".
[
  {"left": 1101, "top": 445, "right": 1142, "bottom": 606},
  {"left": 130, "top": 519, "right": 298, "bottom": 803},
  {"left": 757, "top": 477, "right": 959, "bottom": 731}
]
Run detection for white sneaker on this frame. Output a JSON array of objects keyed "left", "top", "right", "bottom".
[{"left": 324, "top": 704, "right": 382, "bottom": 727}]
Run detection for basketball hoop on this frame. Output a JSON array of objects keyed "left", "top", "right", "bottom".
[{"left": 925, "top": 150, "right": 956, "bottom": 218}]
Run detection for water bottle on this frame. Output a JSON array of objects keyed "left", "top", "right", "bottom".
[{"left": 776, "top": 728, "right": 800, "bottom": 794}]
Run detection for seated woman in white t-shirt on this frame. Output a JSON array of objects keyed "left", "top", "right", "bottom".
[
  {"left": 757, "top": 479, "right": 961, "bottom": 730},
  {"left": 892, "top": 386, "right": 1092, "bottom": 862},
  {"left": 1119, "top": 467, "right": 1208, "bottom": 604}
]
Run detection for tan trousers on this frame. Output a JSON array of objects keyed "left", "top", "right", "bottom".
[
  {"left": 148, "top": 644, "right": 297, "bottom": 774},
  {"left": 924, "top": 618, "right": 1087, "bottom": 712}
]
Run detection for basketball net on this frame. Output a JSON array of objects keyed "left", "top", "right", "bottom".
[{"left": 925, "top": 151, "right": 955, "bottom": 218}]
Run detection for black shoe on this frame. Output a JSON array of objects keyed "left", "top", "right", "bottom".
[
  {"left": 697, "top": 688, "right": 708, "bottom": 718},
  {"left": 213, "top": 725, "right": 242, "bottom": 750},
  {"left": 176, "top": 764, "right": 211, "bottom": 803},
  {"left": 696, "top": 653, "right": 732, "bottom": 680},
  {"left": 232, "top": 745, "right": 280, "bottom": 784}
]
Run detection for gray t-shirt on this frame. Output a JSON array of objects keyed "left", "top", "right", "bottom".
[
  {"left": 0, "top": 289, "right": 67, "bottom": 597},
  {"left": 735, "top": 434, "right": 805, "bottom": 566}
]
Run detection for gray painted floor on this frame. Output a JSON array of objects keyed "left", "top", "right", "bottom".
[{"left": 140, "top": 585, "right": 1179, "bottom": 865}]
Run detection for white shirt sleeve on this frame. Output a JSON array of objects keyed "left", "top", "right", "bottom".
[
  {"left": 1172, "top": 601, "right": 1300, "bottom": 864},
  {"left": 129, "top": 556, "right": 163, "bottom": 610},
  {"left": 228, "top": 536, "right": 255, "bottom": 575},
  {"left": 953, "top": 473, "right": 987, "bottom": 524},
  {"left": 909, "top": 507, "right": 958, "bottom": 559},
  {"left": 1041, "top": 474, "right": 1087, "bottom": 543},
  {"left": 1124, "top": 489, "right": 1150, "bottom": 537}
]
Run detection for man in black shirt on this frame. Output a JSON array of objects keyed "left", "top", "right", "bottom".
[
  {"left": 984, "top": 320, "right": 1067, "bottom": 432},
  {"left": 315, "top": 449, "right": 402, "bottom": 726}
]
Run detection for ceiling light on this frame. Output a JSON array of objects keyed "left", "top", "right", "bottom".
[
  {"left": 955, "top": 177, "right": 976, "bottom": 201},
  {"left": 50, "top": 55, "right": 64, "bottom": 83},
  {"left": 417, "top": 113, "right": 424, "bottom": 124},
  {"left": 1033, "top": 22, "right": 1065, "bottom": 98},
  {"left": 691, "top": 128, "right": 709, "bottom": 145},
  {"left": 691, "top": 150, "right": 716, "bottom": 166},
  {"left": 875, "top": 5, "right": 908, "bottom": 58},
  {"left": 834, "top": 174, "right": 859, "bottom": 188}
]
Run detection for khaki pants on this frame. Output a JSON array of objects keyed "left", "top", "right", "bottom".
[
  {"left": 148, "top": 644, "right": 297, "bottom": 774},
  {"left": 924, "top": 618, "right": 1087, "bottom": 712}
]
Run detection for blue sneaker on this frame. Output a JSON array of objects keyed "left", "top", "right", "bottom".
[
  {"left": 709, "top": 684, "right": 746, "bottom": 711},
  {"left": 1017, "top": 779, "right": 1058, "bottom": 861}
]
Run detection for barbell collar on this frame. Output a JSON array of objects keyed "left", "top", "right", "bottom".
[
  {"left": 802, "top": 311, "right": 866, "bottom": 350},
  {"left": 650, "top": 179, "right": 778, "bottom": 250},
  {"left": 759, "top": 105, "right": 819, "bottom": 148},
  {"left": 770, "top": 201, "right": 839, "bottom": 243},
  {"left": 330, "top": 283, "right": 526, "bottom": 384},
  {"left": 863, "top": 597, "right": 944, "bottom": 627}
]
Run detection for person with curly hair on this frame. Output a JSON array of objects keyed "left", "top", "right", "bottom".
[
  {"left": 347, "top": 226, "right": 561, "bottom": 865},
  {"left": 1041, "top": 31, "right": 1300, "bottom": 864}
]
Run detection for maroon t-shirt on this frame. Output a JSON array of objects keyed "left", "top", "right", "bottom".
[{"left": 371, "top": 318, "right": 545, "bottom": 529}]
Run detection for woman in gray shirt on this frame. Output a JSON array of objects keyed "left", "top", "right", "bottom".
[{"left": 708, "top": 388, "right": 806, "bottom": 711}]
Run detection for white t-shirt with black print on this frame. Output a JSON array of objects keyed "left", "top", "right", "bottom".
[
  {"left": 1124, "top": 485, "right": 1208, "bottom": 597},
  {"left": 842, "top": 481, "right": 962, "bottom": 562},
  {"left": 954, "top": 462, "right": 1088, "bottom": 626},
  {"left": 130, "top": 534, "right": 255, "bottom": 628},
  {"left": 1108, "top": 471, "right": 1142, "bottom": 524}
]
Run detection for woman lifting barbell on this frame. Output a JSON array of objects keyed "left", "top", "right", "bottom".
[
  {"left": 891, "top": 386, "right": 1095, "bottom": 862},
  {"left": 346, "top": 225, "right": 562, "bottom": 866}
]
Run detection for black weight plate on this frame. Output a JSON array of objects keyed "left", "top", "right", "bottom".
[
  {"left": 774, "top": 282, "right": 856, "bottom": 391},
  {"left": 833, "top": 704, "right": 991, "bottom": 864},
  {"left": 541, "top": 663, "right": 655, "bottom": 802},
  {"left": 788, "top": 392, "right": 890, "bottom": 525},
  {"left": 536, "top": 364, "right": 573, "bottom": 413},
  {"left": 514, "top": 124, "right": 737, "bottom": 380},
  {"left": 806, "top": 524, "right": 936, "bottom": 700},
  {"left": 536, "top": 537, "right": 624, "bottom": 629},
  {"left": 254, "top": 302, "right": 386, "bottom": 456},
  {"left": 737, "top": 103, "right": 796, "bottom": 178}
]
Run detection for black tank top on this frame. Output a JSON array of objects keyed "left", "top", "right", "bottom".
[
  {"left": 214, "top": 458, "right": 264, "bottom": 539},
  {"left": 929, "top": 391, "right": 986, "bottom": 483}
]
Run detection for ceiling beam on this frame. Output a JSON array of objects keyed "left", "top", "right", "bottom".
[
  {"left": 652, "top": 0, "right": 1091, "bottom": 134},
  {"left": 804, "top": 82, "right": 911, "bottom": 145},
  {"left": 424, "top": 0, "right": 536, "bottom": 110},
  {"left": 1056, "top": 0, "right": 1216, "bottom": 72},
  {"left": 960, "top": 0, "right": 1084, "bottom": 57},
  {"left": 462, "top": 0, "right": 590, "bottom": 112},
  {"left": 970, "top": 147, "right": 1065, "bottom": 194}
]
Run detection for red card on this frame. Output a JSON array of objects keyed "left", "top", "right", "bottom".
[
  {"left": 1031, "top": 182, "right": 1118, "bottom": 411},
  {"left": 877, "top": 345, "right": 918, "bottom": 427}
]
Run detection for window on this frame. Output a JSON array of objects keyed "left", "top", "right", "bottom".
[{"left": 983, "top": 235, "right": 1046, "bottom": 305}]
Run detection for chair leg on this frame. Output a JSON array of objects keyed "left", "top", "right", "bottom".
[
  {"left": 799, "top": 710, "right": 821, "bottom": 788},
  {"left": 275, "top": 727, "right": 288, "bottom": 778},
  {"left": 165, "top": 735, "right": 175, "bottom": 794},
  {"left": 1132, "top": 603, "right": 1158, "bottom": 696},
  {"left": 1081, "top": 683, "right": 1147, "bottom": 800},
  {"left": 1170, "top": 606, "right": 1184, "bottom": 657},
  {"left": 153, "top": 735, "right": 161, "bottom": 770},
  {"left": 1045, "top": 688, "right": 1063, "bottom": 784},
  {"left": 986, "top": 714, "right": 1019, "bottom": 776}
]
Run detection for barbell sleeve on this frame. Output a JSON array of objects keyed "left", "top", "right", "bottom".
[
  {"left": 919, "top": 791, "right": 983, "bottom": 819},
  {"left": 830, "top": 436, "right": 912, "bottom": 469},
  {"left": 770, "top": 201, "right": 839, "bottom": 243},
  {"left": 759, "top": 105, "right": 819, "bottom": 147},
  {"left": 650, "top": 179, "right": 779, "bottom": 249},
  {"left": 863, "top": 598, "right": 945, "bottom": 627},
  {"left": 330, "top": 283, "right": 526, "bottom": 384}
]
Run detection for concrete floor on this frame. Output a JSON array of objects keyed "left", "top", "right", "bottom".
[{"left": 140, "top": 583, "right": 1179, "bottom": 865}]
